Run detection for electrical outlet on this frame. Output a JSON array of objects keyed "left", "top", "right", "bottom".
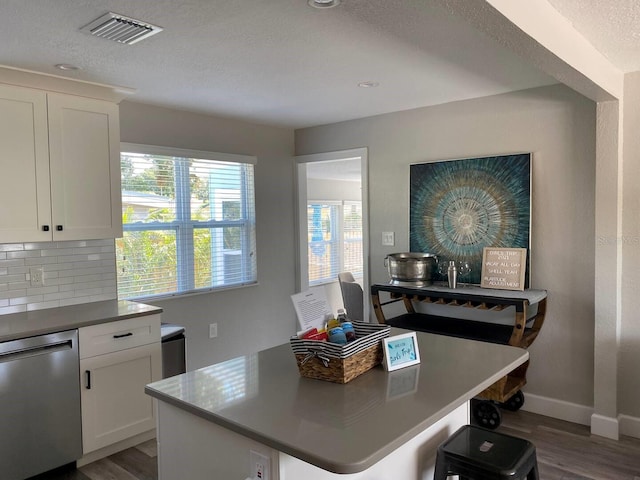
[
  {"left": 30, "top": 267, "right": 44, "bottom": 287},
  {"left": 382, "top": 231, "right": 395, "bottom": 246},
  {"left": 209, "top": 323, "right": 218, "bottom": 338},
  {"left": 250, "top": 450, "right": 270, "bottom": 480}
]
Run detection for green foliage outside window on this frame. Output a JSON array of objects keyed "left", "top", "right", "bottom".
[{"left": 117, "top": 152, "right": 255, "bottom": 299}]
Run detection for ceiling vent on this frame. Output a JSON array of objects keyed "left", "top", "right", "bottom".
[{"left": 81, "top": 12, "right": 163, "bottom": 45}]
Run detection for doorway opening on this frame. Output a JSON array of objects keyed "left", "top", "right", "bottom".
[{"left": 295, "top": 148, "right": 369, "bottom": 319}]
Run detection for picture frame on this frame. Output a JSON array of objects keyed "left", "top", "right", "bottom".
[
  {"left": 382, "top": 332, "right": 421, "bottom": 372},
  {"left": 409, "top": 153, "right": 531, "bottom": 287},
  {"left": 480, "top": 247, "right": 527, "bottom": 291}
]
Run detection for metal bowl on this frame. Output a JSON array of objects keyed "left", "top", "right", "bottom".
[{"left": 385, "top": 252, "right": 438, "bottom": 286}]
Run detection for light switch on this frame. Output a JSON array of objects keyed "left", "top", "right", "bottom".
[{"left": 382, "top": 231, "right": 395, "bottom": 246}]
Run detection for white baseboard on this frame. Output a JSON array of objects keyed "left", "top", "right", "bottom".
[
  {"left": 520, "top": 392, "right": 640, "bottom": 440},
  {"left": 620, "top": 414, "right": 640, "bottom": 439},
  {"left": 591, "top": 413, "right": 620, "bottom": 440},
  {"left": 520, "top": 392, "right": 593, "bottom": 426}
]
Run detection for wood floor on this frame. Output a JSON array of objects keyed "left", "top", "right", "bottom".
[
  {"left": 30, "top": 410, "right": 640, "bottom": 480},
  {"left": 29, "top": 439, "right": 157, "bottom": 480},
  {"left": 499, "top": 409, "right": 640, "bottom": 480}
]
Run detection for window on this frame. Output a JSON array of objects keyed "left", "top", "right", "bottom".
[
  {"left": 117, "top": 144, "right": 257, "bottom": 300},
  {"left": 307, "top": 200, "right": 362, "bottom": 285}
]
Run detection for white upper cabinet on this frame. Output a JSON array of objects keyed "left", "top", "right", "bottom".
[
  {"left": 0, "top": 84, "right": 52, "bottom": 242},
  {"left": 47, "top": 93, "right": 122, "bottom": 240},
  {"left": 0, "top": 83, "right": 123, "bottom": 243}
]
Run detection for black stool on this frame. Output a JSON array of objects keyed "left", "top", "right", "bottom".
[{"left": 434, "top": 425, "right": 539, "bottom": 480}]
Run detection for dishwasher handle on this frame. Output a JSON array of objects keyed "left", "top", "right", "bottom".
[{"left": 0, "top": 339, "right": 72, "bottom": 363}]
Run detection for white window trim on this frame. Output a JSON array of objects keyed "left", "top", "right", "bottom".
[
  {"left": 118, "top": 143, "right": 258, "bottom": 301},
  {"left": 121, "top": 143, "right": 257, "bottom": 165},
  {"left": 295, "top": 147, "right": 369, "bottom": 316}
]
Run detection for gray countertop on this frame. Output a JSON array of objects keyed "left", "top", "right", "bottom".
[
  {"left": 145, "top": 328, "right": 529, "bottom": 474},
  {"left": 0, "top": 300, "right": 162, "bottom": 342}
]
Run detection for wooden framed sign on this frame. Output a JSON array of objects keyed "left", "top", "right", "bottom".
[{"left": 481, "top": 247, "right": 527, "bottom": 291}]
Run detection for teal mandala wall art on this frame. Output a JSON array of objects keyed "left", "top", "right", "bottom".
[{"left": 409, "top": 154, "right": 531, "bottom": 286}]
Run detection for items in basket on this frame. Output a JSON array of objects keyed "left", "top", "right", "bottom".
[
  {"left": 298, "top": 312, "right": 359, "bottom": 344},
  {"left": 328, "top": 326, "right": 348, "bottom": 344},
  {"left": 300, "top": 328, "right": 328, "bottom": 341},
  {"left": 290, "top": 321, "right": 391, "bottom": 383},
  {"left": 342, "top": 322, "right": 356, "bottom": 342}
]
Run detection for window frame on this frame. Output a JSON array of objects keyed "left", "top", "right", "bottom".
[
  {"left": 307, "top": 199, "right": 363, "bottom": 286},
  {"left": 118, "top": 143, "right": 257, "bottom": 300}
]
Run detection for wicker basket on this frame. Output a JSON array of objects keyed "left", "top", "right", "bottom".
[{"left": 290, "top": 322, "right": 391, "bottom": 384}]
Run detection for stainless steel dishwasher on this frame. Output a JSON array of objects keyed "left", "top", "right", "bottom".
[{"left": 0, "top": 330, "right": 82, "bottom": 479}]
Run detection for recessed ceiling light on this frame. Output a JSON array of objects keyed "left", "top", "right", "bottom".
[
  {"left": 358, "top": 81, "right": 379, "bottom": 88},
  {"left": 308, "top": 0, "right": 341, "bottom": 9},
  {"left": 55, "top": 63, "right": 81, "bottom": 71}
]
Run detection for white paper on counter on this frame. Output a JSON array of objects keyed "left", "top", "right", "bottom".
[{"left": 291, "top": 287, "right": 332, "bottom": 333}]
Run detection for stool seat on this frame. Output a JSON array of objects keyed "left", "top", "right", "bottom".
[{"left": 434, "top": 425, "right": 539, "bottom": 480}]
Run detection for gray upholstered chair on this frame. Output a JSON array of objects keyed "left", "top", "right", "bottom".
[{"left": 338, "top": 272, "right": 364, "bottom": 322}]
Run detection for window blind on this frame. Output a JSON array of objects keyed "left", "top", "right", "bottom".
[
  {"left": 117, "top": 147, "right": 257, "bottom": 300},
  {"left": 307, "top": 200, "right": 362, "bottom": 285}
]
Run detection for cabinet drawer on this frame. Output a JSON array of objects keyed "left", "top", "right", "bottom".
[{"left": 79, "top": 314, "right": 161, "bottom": 359}]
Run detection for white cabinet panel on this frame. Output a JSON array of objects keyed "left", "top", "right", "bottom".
[
  {"left": 0, "top": 84, "right": 122, "bottom": 243},
  {"left": 0, "top": 84, "right": 51, "bottom": 242},
  {"left": 79, "top": 314, "right": 161, "bottom": 359},
  {"left": 48, "top": 93, "right": 122, "bottom": 240},
  {"left": 79, "top": 314, "right": 162, "bottom": 455},
  {"left": 80, "top": 342, "right": 161, "bottom": 453}
]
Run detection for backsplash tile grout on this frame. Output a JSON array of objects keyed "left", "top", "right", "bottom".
[{"left": 0, "top": 239, "right": 117, "bottom": 315}]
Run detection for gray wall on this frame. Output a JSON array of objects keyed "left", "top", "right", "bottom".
[
  {"left": 119, "top": 101, "right": 297, "bottom": 369},
  {"left": 295, "top": 84, "right": 597, "bottom": 408},
  {"left": 621, "top": 72, "right": 640, "bottom": 418}
]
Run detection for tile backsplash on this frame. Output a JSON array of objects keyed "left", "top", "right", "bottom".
[{"left": 0, "top": 239, "right": 117, "bottom": 315}]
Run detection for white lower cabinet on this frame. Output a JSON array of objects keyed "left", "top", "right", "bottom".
[{"left": 79, "top": 314, "right": 161, "bottom": 454}]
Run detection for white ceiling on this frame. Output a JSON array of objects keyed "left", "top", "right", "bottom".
[
  {"left": 1, "top": 0, "right": 637, "bottom": 129},
  {"left": 546, "top": 0, "right": 640, "bottom": 73}
]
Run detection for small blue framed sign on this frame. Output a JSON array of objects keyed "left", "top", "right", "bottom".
[{"left": 382, "top": 332, "right": 420, "bottom": 372}]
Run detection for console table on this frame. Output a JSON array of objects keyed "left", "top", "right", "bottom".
[{"left": 371, "top": 283, "right": 547, "bottom": 427}]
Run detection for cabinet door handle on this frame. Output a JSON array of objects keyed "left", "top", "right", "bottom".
[
  {"left": 85, "top": 370, "right": 91, "bottom": 389},
  {"left": 56, "top": 225, "right": 63, "bottom": 231},
  {"left": 42, "top": 225, "right": 50, "bottom": 232},
  {"left": 113, "top": 332, "right": 133, "bottom": 339}
]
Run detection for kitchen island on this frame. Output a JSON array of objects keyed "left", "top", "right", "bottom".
[{"left": 145, "top": 328, "right": 528, "bottom": 479}]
